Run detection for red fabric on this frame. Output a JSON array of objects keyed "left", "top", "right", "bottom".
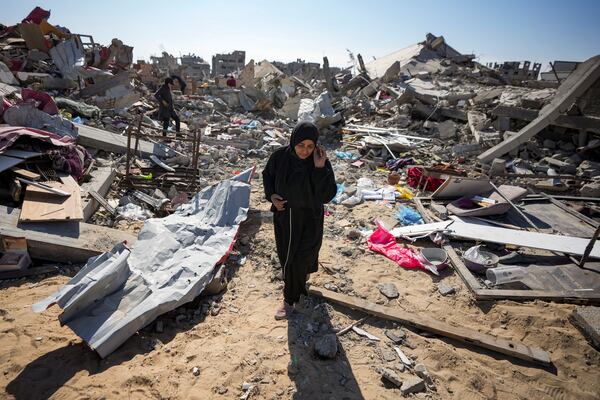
[
  {"left": 407, "top": 167, "right": 445, "bottom": 192},
  {"left": 22, "top": 7, "right": 51, "bottom": 24},
  {"left": 8, "top": 59, "right": 24, "bottom": 71},
  {"left": 226, "top": 78, "right": 236, "bottom": 87},
  {"left": 367, "top": 224, "right": 424, "bottom": 270},
  {"left": 21, "top": 88, "right": 59, "bottom": 115}
]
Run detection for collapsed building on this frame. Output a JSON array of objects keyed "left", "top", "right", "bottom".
[{"left": 1, "top": 6, "right": 600, "bottom": 398}]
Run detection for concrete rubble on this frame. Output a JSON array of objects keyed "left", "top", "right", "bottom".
[{"left": 0, "top": 6, "right": 599, "bottom": 398}]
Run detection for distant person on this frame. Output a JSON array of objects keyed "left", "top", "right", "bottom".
[
  {"left": 226, "top": 75, "right": 236, "bottom": 87},
  {"left": 262, "top": 122, "right": 337, "bottom": 320},
  {"left": 154, "top": 77, "right": 180, "bottom": 136}
]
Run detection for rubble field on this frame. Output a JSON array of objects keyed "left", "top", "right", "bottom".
[{"left": 1, "top": 6, "right": 600, "bottom": 400}]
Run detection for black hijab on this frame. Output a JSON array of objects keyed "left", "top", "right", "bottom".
[{"left": 275, "top": 121, "right": 321, "bottom": 211}]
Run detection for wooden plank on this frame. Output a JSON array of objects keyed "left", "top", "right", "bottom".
[
  {"left": 19, "top": 176, "right": 83, "bottom": 222},
  {"left": 0, "top": 205, "right": 136, "bottom": 263},
  {"left": 308, "top": 286, "right": 551, "bottom": 365},
  {"left": 479, "top": 55, "right": 600, "bottom": 163},
  {"left": 10, "top": 168, "right": 41, "bottom": 181}
]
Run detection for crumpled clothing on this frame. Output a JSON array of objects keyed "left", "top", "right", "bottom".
[
  {"left": 0, "top": 126, "right": 90, "bottom": 179},
  {"left": 407, "top": 167, "right": 444, "bottom": 192},
  {"left": 22, "top": 88, "right": 59, "bottom": 115},
  {"left": 367, "top": 224, "right": 424, "bottom": 270},
  {"left": 386, "top": 157, "right": 414, "bottom": 171}
]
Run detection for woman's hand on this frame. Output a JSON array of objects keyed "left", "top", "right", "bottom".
[
  {"left": 270, "top": 194, "right": 287, "bottom": 211},
  {"left": 314, "top": 145, "right": 327, "bottom": 168}
]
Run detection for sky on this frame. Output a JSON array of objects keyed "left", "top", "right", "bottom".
[{"left": 3, "top": 0, "right": 600, "bottom": 72}]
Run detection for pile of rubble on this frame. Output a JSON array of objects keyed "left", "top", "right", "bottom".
[{"left": 1, "top": 6, "right": 600, "bottom": 397}]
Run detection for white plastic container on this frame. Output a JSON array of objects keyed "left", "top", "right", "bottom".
[{"left": 486, "top": 266, "right": 525, "bottom": 285}]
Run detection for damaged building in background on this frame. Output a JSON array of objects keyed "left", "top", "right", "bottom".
[
  {"left": 212, "top": 50, "right": 245, "bottom": 77},
  {"left": 1, "top": 7, "right": 600, "bottom": 397}
]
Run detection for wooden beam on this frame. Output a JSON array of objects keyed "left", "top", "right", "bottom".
[
  {"left": 308, "top": 286, "right": 551, "bottom": 365},
  {"left": 0, "top": 205, "right": 136, "bottom": 263}
]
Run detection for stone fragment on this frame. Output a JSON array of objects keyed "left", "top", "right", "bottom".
[
  {"left": 379, "top": 367, "right": 402, "bottom": 387},
  {"left": 437, "top": 282, "right": 456, "bottom": 296},
  {"left": 401, "top": 376, "right": 425, "bottom": 395},
  {"left": 378, "top": 283, "right": 399, "bottom": 299},
  {"left": 380, "top": 346, "right": 397, "bottom": 362},
  {"left": 385, "top": 329, "right": 406, "bottom": 344},
  {"left": 314, "top": 334, "right": 338, "bottom": 359},
  {"left": 580, "top": 181, "right": 600, "bottom": 197}
]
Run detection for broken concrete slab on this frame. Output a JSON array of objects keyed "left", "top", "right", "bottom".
[
  {"left": 571, "top": 307, "right": 600, "bottom": 350},
  {"left": 81, "top": 167, "right": 116, "bottom": 221},
  {"left": 479, "top": 55, "right": 600, "bottom": 163},
  {"left": 75, "top": 123, "right": 175, "bottom": 158}
]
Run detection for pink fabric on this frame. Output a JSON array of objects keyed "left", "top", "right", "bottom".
[
  {"left": 0, "top": 126, "right": 74, "bottom": 153},
  {"left": 368, "top": 224, "right": 424, "bottom": 270},
  {"left": 21, "top": 88, "right": 59, "bottom": 115}
]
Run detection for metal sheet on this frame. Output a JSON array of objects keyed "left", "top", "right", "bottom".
[{"left": 34, "top": 167, "right": 254, "bottom": 357}]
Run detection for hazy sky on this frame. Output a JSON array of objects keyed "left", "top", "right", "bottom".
[{"left": 4, "top": 1, "right": 600, "bottom": 71}]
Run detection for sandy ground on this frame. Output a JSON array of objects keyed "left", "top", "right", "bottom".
[{"left": 1, "top": 179, "right": 600, "bottom": 400}]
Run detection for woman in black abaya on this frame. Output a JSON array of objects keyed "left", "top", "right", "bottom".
[{"left": 262, "top": 122, "right": 337, "bottom": 320}]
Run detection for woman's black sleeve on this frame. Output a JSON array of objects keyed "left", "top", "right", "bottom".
[
  {"left": 262, "top": 152, "right": 277, "bottom": 202},
  {"left": 312, "top": 159, "right": 337, "bottom": 204}
]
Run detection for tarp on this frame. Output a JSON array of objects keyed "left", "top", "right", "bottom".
[{"left": 33, "top": 167, "right": 255, "bottom": 358}]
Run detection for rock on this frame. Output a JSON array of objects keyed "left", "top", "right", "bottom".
[
  {"left": 452, "top": 143, "right": 481, "bottom": 157},
  {"left": 542, "top": 139, "right": 556, "bottom": 149},
  {"left": 430, "top": 202, "right": 448, "bottom": 219},
  {"left": 242, "top": 382, "right": 253, "bottom": 391},
  {"left": 559, "top": 141, "right": 576, "bottom": 152},
  {"left": 314, "top": 334, "right": 338, "bottom": 359},
  {"left": 378, "top": 283, "right": 399, "bottom": 299},
  {"left": 192, "top": 366, "right": 200, "bottom": 376},
  {"left": 437, "top": 120, "right": 456, "bottom": 139},
  {"left": 488, "top": 158, "right": 506, "bottom": 177},
  {"left": 414, "top": 364, "right": 434, "bottom": 387},
  {"left": 346, "top": 229, "right": 362, "bottom": 240},
  {"left": 239, "top": 236, "right": 250, "bottom": 246},
  {"left": 340, "top": 247, "right": 354, "bottom": 257},
  {"left": 380, "top": 346, "right": 397, "bottom": 362},
  {"left": 155, "top": 320, "right": 164, "bottom": 333},
  {"left": 437, "top": 282, "right": 456, "bottom": 296},
  {"left": 324, "top": 283, "right": 339, "bottom": 292},
  {"left": 401, "top": 376, "right": 425, "bottom": 395},
  {"left": 385, "top": 329, "right": 406, "bottom": 344},
  {"left": 379, "top": 367, "right": 402, "bottom": 387},
  {"left": 580, "top": 181, "right": 600, "bottom": 197}
]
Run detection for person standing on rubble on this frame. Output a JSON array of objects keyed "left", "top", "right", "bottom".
[
  {"left": 263, "top": 121, "right": 337, "bottom": 320},
  {"left": 154, "top": 77, "right": 180, "bottom": 136}
]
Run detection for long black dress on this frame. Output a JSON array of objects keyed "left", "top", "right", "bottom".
[{"left": 262, "top": 146, "right": 337, "bottom": 305}]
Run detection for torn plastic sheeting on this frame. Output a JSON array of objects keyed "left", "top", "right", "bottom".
[
  {"left": 33, "top": 167, "right": 255, "bottom": 358},
  {"left": 396, "top": 205, "right": 424, "bottom": 226},
  {"left": 49, "top": 38, "right": 85, "bottom": 81},
  {"left": 367, "top": 224, "right": 424, "bottom": 270}
]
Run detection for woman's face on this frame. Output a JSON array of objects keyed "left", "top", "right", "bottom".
[{"left": 294, "top": 139, "right": 315, "bottom": 160}]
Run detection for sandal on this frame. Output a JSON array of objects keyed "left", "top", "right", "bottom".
[{"left": 274, "top": 302, "right": 294, "bottom": 320}]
